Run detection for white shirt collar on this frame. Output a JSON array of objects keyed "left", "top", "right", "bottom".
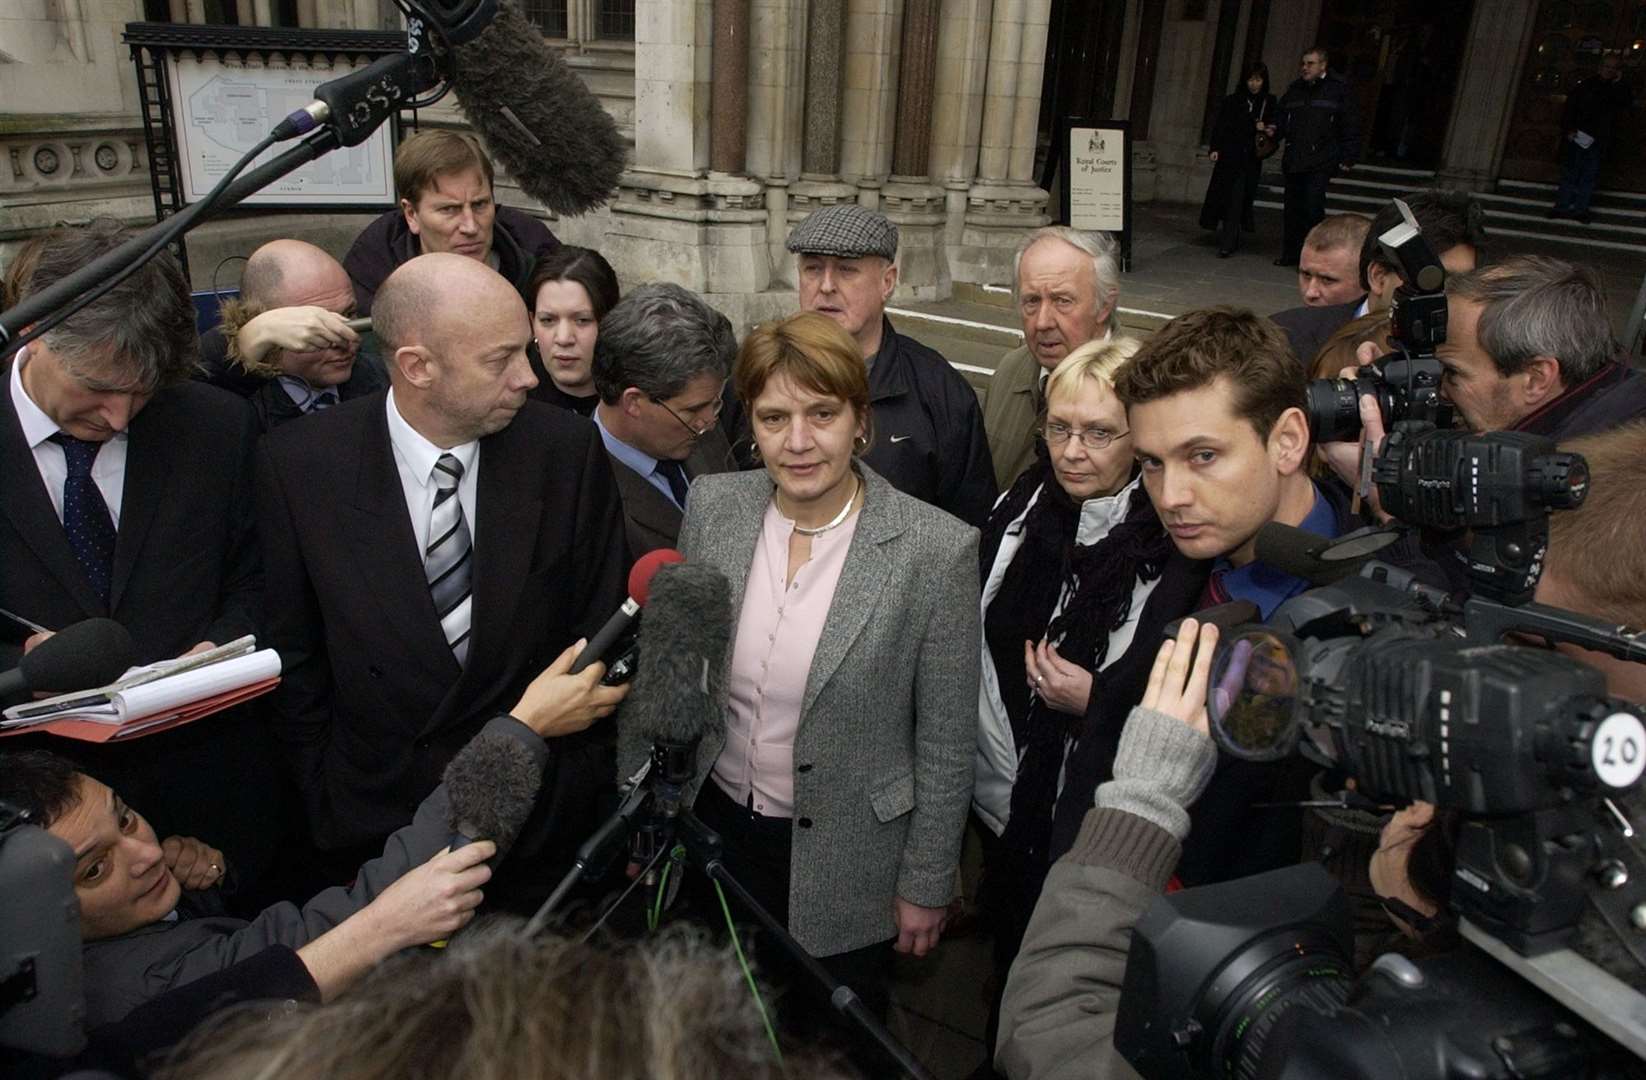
[
  {"left": 384, "top": 388, "right": 478, "bottom": 486},
  {"left": 9, "top": 348, "right": 61, "bottom": 450},
  {"left": 1076, "top": 472, "right": 1144, "bottom": 544}
]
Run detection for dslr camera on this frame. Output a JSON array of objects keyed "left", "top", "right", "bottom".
[{"left": 1306, "top": 198, "right": 1454, "bottom": 443}]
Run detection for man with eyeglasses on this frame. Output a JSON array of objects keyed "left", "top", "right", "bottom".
[
  {"left": 591, "top": 284, "right": 737, "bottom": 558},
  {"left": 787, "top": 204, "right": 997, "bottom": 527}
]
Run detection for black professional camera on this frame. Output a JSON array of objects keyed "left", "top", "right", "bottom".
[
  {"left": 1375, "top": 422, "right": 1588, "bottom": 604},
  {"left": 1305, "top": 198, "right": 1454, "bottom": 443},
  {"left": 1117, "top": 569, "right": 1646, "bottom": 1079}
]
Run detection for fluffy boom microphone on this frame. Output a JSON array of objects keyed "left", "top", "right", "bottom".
[
  {"left": 441, "top": 728, "right": 543, "bottom": 856},
  {"left": 445, "top": 1, "right": 629, "bottom": 216},
  {"left": 626, "top": 563, "right": 734, "bottom": 816}
]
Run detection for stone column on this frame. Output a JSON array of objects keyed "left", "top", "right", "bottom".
[
  {"left": 1435, "top": 0, "right": 1538, "bottom": 189},
  {"left": 790, "top": 0, "right": 859, "bottom": 284},
  {"left": 802, "top": 0, "right": 849, "bottom": 175},
  {"left": 838, "top": 0, "right": 902, "bottom": 201},
  {"left": 929, "top": 0, "right": 993, "bottom": 279},
  {"left": 252, "top": 0, "right": 274, "bottom": 25},
  {"left": 960, "top": 0, "right": 1049, "bottom": 287},
  {"left": 747, "top": 0, "right": 808, "bottom": 287},
  {"left": 710, "top": 0, "right": 751, "bottom": 174},
  {"left": 605, "top": 0, "right": 769, "bottom": 297},
  {"left": 881, "top": 0, "right": 947, "bottom": 298}
]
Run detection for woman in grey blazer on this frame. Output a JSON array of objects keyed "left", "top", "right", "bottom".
[{"left": 670, "top": 311, "right": 980, "bottom": 1027}]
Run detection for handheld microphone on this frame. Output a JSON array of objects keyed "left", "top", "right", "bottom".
[
  {"left": 441, "top": 727, "right": 543, "bottom": 857},
  {"left": 626, "top": 563, "right": 734, "bottom": 821},
  {"left": 1253, "top": 522, "right": 1403, "bottom": 587},
  {"left": 569, "top": 548, "right": 685, "bottom": 675},
  {"left": 0, "top": 618, "right": 135, "bottom": 702}
]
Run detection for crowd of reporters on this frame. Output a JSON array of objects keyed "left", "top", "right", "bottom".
[{"left": 3, "top": 119, "right": 1645, "bottom": 1079}]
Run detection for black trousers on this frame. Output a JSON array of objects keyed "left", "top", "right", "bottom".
[
  {"left": 690, "top": 780, "right": 897, "bottom": 1066},
  {"left": 1281, "top": 167, "right": 1333, "bottom": 261},
  {"left": 1219, "top": 159, "right": 1261, "bottom": 254}
]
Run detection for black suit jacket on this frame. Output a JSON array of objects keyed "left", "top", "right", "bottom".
[
  {"left": 257, "top": 394, "right": 629, "bottom": 852},
  {"left": 0, "top": 373, "right": 272, "bottom": 875},
  {"left": 604, "top": 425, "right": 735, "bottom": 558},
  {"left": 1269, "top": 297, "right": 1363, "bottom": 369}
]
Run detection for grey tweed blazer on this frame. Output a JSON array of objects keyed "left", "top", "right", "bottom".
[{"left": 629, "top": 464, "right": 981, "bottom": 956}]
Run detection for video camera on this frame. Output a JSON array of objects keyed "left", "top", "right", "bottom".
[
  {"left": 1305, "top": 198, "right": 1455, "bottom": 443},
  {"left": 1114, "top": 432, "right": 1646, "bottom": 1078}
]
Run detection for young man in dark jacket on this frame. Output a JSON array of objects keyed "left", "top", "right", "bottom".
[
  {"left": 1274, "top": 47, "right": 1361, "bottom": 267},
  {"left": 1550, "top": 52, "right": 1633, "bottom": 224},
  {"left": 343, "top": 130, "right": 559, "bottom": 316}
]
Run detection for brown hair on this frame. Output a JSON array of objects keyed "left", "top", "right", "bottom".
[
  {"left": 1, "top": 232, "right": 52, "bottom": 312},
  {"left": 1113, "top": 306, "right": 1305, "bottom": 442},
  {"left": 1544, "top": 422, "right": 1646, "bottom": 626},
  {"left": 1308, "top": 311, "right": 1393, "bottom": 382},
  {"left": 158, "top": 920, "right": 849, "bottom": 1080},
  {"left": 734, "top": 311, "right": 872, "bottom": 448},
  {"left": 394, "top": 130, "right": 496, "bottom": 207}
]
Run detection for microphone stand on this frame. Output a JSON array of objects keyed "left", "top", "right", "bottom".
[
  {"left": 673, "top": 808, "right": 937, "bottom": 1080},
  {"left": 524, "top": 762, "right": 654, "bottom": 937}
]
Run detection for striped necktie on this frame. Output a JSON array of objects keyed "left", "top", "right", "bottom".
[{"left": 426, "top": 453, "right": 472, "bottom": 665}]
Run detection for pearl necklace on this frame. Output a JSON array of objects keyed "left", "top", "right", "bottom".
[{"left": 788, "top": 475, "right": 861, "bottom": 537}]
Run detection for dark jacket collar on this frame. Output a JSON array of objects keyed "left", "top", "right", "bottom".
[{"left": 1511, "top": 361, "right": 1646, "bottom": 441}]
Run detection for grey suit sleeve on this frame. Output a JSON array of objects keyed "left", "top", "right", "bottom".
[{"left": 897, "top": 526, "right": 982, "bottom": 907}]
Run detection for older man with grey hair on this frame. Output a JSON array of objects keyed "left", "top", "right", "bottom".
[
  {"left": 983, "top": 226, "right": 1123, "bottom": 490},
  {"left": 592, "top": 282, "right": 737, "bottom": 557},
  {"left": 1434, "top": 255, "right": 1646, "bottom": 440}
]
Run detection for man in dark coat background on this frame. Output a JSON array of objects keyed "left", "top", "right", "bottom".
[
  {"left": 1274, "top": 46, "right": 1361, "bottom": 267},
  {"left": 1549, "top": 51, "right": 1634, "bottom": 224}
]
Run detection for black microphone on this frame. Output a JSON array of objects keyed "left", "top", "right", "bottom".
[
  {"left": 626, "top": 563, "right": 735, "bottom": 820},
  {"left": 443, "top": 0, "right": 629, "bottom": 216},
  {"left": 441, "top": 727, "right": 543, "bottom": 857},
  {"left": 569, "top": 548, "right": 684, "bottom": 675},
  {"left": 0, "top": 618, "right": 134, "bottom": 702},
  {"left": 1253, "top": 522, "right": 1403, "bottom": 586}
]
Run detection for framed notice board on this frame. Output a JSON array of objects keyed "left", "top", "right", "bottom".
[{"left": 1058, "top": 119, "right": 1133, "bottom": 271}]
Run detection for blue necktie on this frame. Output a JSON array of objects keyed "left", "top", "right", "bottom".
[
  {"left": 50, "top": 433, "right": 117, "bottom": 607},
  {"left": 655, "top": 459, "right": 690, "bottom": 509}
]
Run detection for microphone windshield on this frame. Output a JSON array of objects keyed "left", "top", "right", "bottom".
[
  {"left": 18, "top": 618, "right": 134, "bottom": 693},
  {"left": 629, "top": 548, "right": 685, "bottom": 607},
  {"left": 626, "top": 563, "right": 732, "bottom": 747},
  {"left": 442, "top": 729, "right": 542, "bottom": 853},
  {"left": 447, "top": 1, "right": 629, "bottom": 216}
]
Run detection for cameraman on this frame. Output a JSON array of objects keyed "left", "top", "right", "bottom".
[
  {"left": 994, "top": 619, "right": 1221, "bottom": 1080},
  {"left": 1435, "top": 256, "right": 1646, "bottom": 440}
]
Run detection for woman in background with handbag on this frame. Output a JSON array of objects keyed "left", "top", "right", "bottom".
[{"left": 1198, "top": 62, "right": 1277, "bottom": 258}]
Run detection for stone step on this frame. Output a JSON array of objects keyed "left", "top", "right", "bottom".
[{"left": 1253, "top": 179, "right": 1646, "bottom": 255}]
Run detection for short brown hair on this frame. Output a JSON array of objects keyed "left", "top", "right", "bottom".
[
  {"left": 1545, "top": 422, "right": 1646, "bottom": 626},
  {"left": 1303, "top": 213, "right": 1370, "bottom": 255},
  {"left": 734, "top": 311, "right": 872, "bottom": 447},
  {"left": 394, "top": 130, "right": 495, "bottom": 207},
  {"left": 1115, "top": 307, "right": 1304, "bottom": 442}
]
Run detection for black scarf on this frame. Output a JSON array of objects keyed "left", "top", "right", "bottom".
[{"left": 980, "top": 454, "right": 1174, "bottom": 868}]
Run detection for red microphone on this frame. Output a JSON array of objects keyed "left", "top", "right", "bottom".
[{"left": 567, "top": 548, "right": 685, "bottom": 674}]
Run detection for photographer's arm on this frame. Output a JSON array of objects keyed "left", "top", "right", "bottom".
[{"left": 996, "top": 624, "right": 1219, "bottom": 1080}]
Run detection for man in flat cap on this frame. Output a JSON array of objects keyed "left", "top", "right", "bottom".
[{"left": 787, "top": 204, "right": 996, "bottom": 526}]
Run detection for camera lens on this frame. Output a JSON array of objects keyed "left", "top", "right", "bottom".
[
  {"left": 1206, "top": 936, "right": 1354, "bottom": 1080},
  {"left": 1304, "top": 378, "right": 1362, "bottom": 443},
  {"left": 1209, "top": 630, "right": 1300, "bottom": 761}
]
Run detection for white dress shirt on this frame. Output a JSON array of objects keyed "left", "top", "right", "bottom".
[
  {"left": 9, "top": 347, "right": 128, "bottom": 526},
  {"left": 385, "top": 389, "right": 480, "bottom": 553}
]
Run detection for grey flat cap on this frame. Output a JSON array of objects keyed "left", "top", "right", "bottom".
[{"left": 785, "top": 204, "right": 898, "bottom": 261}]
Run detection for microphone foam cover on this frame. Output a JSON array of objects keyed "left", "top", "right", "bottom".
[
  {"left": 448, "top": 1, "right": 629, "bottom": 216},
  {"left": 629, "top": 547, "right": 684, "bottom": 608},
  {"left": 19, "top": 618, "right": 134, "bottom": 693},
  {"left": 1253, "top": 522, "right": 1332, "bottom": 585},
  {"left": 627, "top": 563, "right": 732, "bottom": 746},
  {"left": 442, "top": 728, "right": 542, "bottom": 852}
]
